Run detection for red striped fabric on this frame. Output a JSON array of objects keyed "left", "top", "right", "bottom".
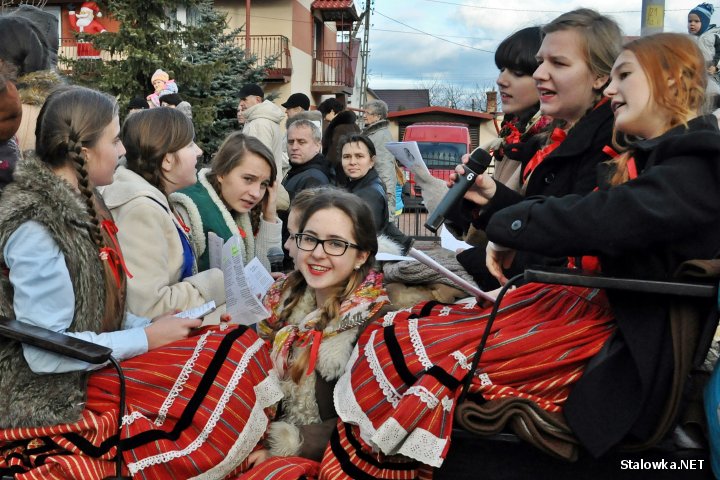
[
  {"left": 0, "top": 325, "right": 281, "bottom": 479},
  {"left": 237, "top": 456, "right": 320, "bottom": 479},
  {"left": 329, "top": 283, "right": 614, "bottom": 471},
  {"left": 319, "top": 421, "right": 434, "bottom": 480}
]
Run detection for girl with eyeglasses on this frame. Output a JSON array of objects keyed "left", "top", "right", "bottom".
[{"left": 245, "top": 190, "right": 389, "bottom": 471}]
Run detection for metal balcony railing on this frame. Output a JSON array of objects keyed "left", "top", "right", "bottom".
[
  {"left": 232, "top": 35, "right": 292, "bottom": 80},
  {"left": 312, "top": 49, "right": 355, "bottom": 89},
  {"left": 58, "top": 37, "right": 122, "bottom": 72}
]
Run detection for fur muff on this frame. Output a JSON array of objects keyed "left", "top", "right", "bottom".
[{"left": 267, "top": 421, "right": 304, "bottom": 457}]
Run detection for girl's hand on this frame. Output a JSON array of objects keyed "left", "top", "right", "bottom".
[
  {"left": 151, "top": 310, "right": 180, "bottom": 322},
  {"left": 485, "top": 242, "right": 516, "bottom": 285},
  {"left": 263, "top": 181, "right": 278, "bottom": 222},
  {"left": 446, "top": 154, "right": 497, "bottom": 207},
  {"left": 247, "top": 448, "right": 271, "bottom": 468},
  {"left": 145, "top": 315, "right": 202, "bottom": 350}
]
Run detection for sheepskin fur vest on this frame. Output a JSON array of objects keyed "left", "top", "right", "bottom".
[{"left": 0, "top": 155, "right": 124, "bottom": 428}]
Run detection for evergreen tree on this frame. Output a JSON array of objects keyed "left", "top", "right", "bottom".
[
  {"left": 182, "top": 1, "right": 277, "bottom": 157},
  {"left": 68, "top": 0, "right": 274, "bottom": 158}
]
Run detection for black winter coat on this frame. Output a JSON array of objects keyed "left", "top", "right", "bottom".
[
  {"left": 486, "top": 115, "right": 720, "bottom": 456},
  {"left": 345, "top": 167, "right": 389, "bottom": 234},
  {"left": 456, "top": 100, "right": 615, "bottom": 289},
  {"left": 322, "top": 110, "right": 360, "bottom": 185},
  {"left": 282, "top": 153, "right": 332, "bottom": 201}
]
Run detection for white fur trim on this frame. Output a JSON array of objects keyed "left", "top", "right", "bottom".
[
  {"left": 279, "top": 373, "right": 320, "bottom": 425},
  {"left": 377, "top": 234, "right": 403, "bottom": 256},
  {"left": 267, "top": 421, "right": 303, "bottom": 457},
  {"left": 171, "top": 192, "right": 207, "bottom": 257},
  {"left": 315, "top": 327, "right": 360, "bottom": 381}
]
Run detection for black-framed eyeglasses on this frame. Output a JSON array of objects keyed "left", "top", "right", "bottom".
[{"left": 295, "top": 233, "right": 360, "bottom": 256}]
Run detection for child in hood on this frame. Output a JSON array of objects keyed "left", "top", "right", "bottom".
[{"left": 146, "top": 69, "right": 178, "bottom": 107}]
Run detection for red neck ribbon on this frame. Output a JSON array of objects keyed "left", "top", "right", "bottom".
[{"left": 100, "top": 219, "right": 133, "bottom": 288}]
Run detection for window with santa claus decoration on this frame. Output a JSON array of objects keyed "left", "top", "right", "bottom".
[{"left": 67, "top": 1, "right": 106, "bottom": 59}]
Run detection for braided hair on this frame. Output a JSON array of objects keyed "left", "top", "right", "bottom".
[{"left": 35, "top": 86, "right": 118, "bottom": 247}]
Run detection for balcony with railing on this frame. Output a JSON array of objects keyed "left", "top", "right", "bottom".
[
  {"left": 312, "top": 49, "right": 355, "bottom": 94},
  {"left": 58, "top": 37, "right": 122, "bottom": 72},
  {"left": 232, "top": 35, "right": 292, "bottom": 82},
  {"left": 59, "top": 35, "right": 292, "bottom": 80}
]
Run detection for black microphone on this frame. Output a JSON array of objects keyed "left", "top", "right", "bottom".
[
  {"left": 424, "top": 148, "right": 493, "bottom": 233},
  {"left": 267, "top": 246, "right": 285, "bottom": 273}
]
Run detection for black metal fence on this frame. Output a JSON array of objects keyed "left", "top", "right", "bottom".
[{"left": 396, "top": 199, "right": 439, "bottom": 241}]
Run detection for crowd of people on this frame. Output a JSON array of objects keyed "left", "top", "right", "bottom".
[{"left": 1, "top": 4, "right": 720, "bottom": 480}]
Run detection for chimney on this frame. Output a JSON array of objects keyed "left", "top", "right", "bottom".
[{"left": 486, "top": 91, "right": 497, "bottom": 113}]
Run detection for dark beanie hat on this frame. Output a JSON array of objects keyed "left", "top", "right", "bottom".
[
  {"left": 9, "top": 5, "right": 59, "bottom": 67},
  {"left": 239, "top": 83, "right": 264, "bottom": 99},
  {"left": 0, "top": 15, "right": 53, "bottom": 75},
  {"left": 128, "top": 95, "right": 149, "bottom": 110},
  {"left": 282, "top": 93, "right": 310, "bottom": 110},
  {"left": 159, "top": 93, "right": 183, "bottom": 106},
  {"left": 690, "top": 3, "right": 714, "bottom": 34}
]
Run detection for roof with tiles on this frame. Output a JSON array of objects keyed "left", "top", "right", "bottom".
[{"left": 370, "top": 89, "right": 431, "bottom": 112}]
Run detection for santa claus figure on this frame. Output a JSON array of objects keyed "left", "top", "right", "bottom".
[{"left": 68, "top": 2, "right": 106, "bottom": 59}]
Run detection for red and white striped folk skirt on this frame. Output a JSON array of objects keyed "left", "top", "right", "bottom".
[
  {"left": 326, "top": 283, "right": 615, "bottom": 473},
  {"left": 0, "top": 325, "right": 282, "bottom": 479}
]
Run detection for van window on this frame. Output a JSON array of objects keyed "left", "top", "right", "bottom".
[{"left": 416, "top": 142, "right": 466, "bottom": 168}]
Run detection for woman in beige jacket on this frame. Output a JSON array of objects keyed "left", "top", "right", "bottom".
[{"left": 101, "top": 108, "right": 224, "bottom": 318}]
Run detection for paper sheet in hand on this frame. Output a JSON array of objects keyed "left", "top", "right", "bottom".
[
  {"left": 208, "top": 232, "right": 223, "bottom": 270},
  {"left": 385, "top": 141, "right": 429, "bottom": 175},
  {"left": 407, "top": 247, "right": 495, "bottom": 303},
  {"left": 176, "top": 301, "right": 216, "bottom": 319},
  {"left": 440, "top": 226, "right": 473, "bottom": 253},
  {"left": 204, "top": 233, "right": 273, "bottom": 325}
]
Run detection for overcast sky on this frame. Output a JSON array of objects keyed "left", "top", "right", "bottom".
[{"left": 362, "top": 0, "right": 697, "bottom": 90}]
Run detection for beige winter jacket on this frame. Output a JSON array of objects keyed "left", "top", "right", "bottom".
[{"left": 100, "top": 166, "right": 225, "bottom": 318}]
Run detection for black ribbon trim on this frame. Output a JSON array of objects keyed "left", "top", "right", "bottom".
[
  {"left": 329, "top": 423, "right": 420, "bottom": 478},
  {"left": 426, "top": 365, "right": 461, "bottom": 390},
  {"left": 120, "top": 325, "right": 249, "bottom": 450},
  {"left": 419, "top": 301, "right": 441, "bottom": 317},
  {"left": 59, "top": 325, "right": 249, "bottom": 457},
  {"left": 384, "top": 325, "right": 417, "bottom": 386}
]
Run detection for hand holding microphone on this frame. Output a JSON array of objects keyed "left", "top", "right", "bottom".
[{"left": 424, "top": 148, "right": 493, "bottom": 232}]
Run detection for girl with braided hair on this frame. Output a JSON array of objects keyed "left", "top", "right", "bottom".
[
  {"left": 244, "top": 189, "right": 388, "bottom": 475},
  {"left": 0, "top": 86, "right": 282, "bottom": 478}
]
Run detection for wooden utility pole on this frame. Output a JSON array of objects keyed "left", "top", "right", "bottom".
[
  {"left": 641, "top": 0, "right": 665, "bottom": 36},
  {"left": 245, "top": 0, "right": 251, "bottom": 53}
]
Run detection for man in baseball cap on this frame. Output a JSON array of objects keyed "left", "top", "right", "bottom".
[{"left": 281, "top": 92, "right": 310, "bottom": 119}]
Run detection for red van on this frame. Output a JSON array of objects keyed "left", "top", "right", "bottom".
[{"left": 402, "top": 122, "right": 471, "bottom": 197}]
